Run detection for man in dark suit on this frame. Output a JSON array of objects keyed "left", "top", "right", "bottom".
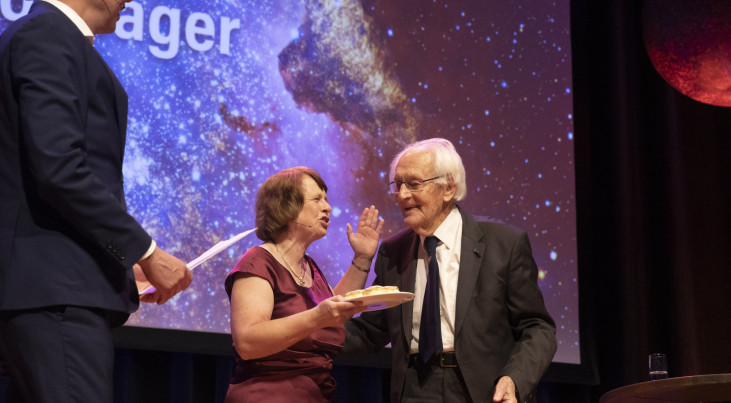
[
  {"left": 343, "top": 138, "right": 556, "bottom": 403},
  {"left": 0, "top": 1, "right": 193, "bottom": 401}
]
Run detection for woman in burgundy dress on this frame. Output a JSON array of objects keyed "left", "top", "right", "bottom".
[{"left": 224, "top": 166, "right": 383, "bottom": 402}]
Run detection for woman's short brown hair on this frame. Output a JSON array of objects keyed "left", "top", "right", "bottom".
[{"left": 255, "top": 167, "right": 328, "bottom": 243}]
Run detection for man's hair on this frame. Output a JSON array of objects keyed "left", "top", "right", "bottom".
[
  {"left": 255, "top": 166, "right": 328, "bottom": 242},
  {"left": 389, "top": 138, "right": 467, "bottom": 201}
]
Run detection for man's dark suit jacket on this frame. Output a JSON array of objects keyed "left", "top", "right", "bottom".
[
  {"left": 343, "top": 208, "right": 557, "bottom": 403},
  {"left": 0, "top": 1, "right": 150, "bottom": 320}
]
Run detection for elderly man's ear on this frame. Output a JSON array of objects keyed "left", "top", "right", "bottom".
[{"left": 442, "top": 181, "right": 457, "bottom": 202}]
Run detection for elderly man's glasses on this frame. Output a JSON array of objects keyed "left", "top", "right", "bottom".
[{"left": 388, "top": 175, "right": 444, "bottom": 195}]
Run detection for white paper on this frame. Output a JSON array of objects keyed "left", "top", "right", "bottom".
[{"left": 139, "top": 228, "right": 256, "bottom": 295}]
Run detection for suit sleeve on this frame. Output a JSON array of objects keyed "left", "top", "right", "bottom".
[
  {"left": 11, "top": 15, "right": 150, "bottom": 269},
  {"left": 501, "top": 231, "right": 557, "bottom": 401}
]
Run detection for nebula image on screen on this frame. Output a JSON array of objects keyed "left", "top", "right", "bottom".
[{"left": 0, "top": 0, "right": 578, "bottom": 364}]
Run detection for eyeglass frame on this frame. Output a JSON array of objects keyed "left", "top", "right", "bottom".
[{"left": 388, "top": 175, "right": 445, "bottom": 195}]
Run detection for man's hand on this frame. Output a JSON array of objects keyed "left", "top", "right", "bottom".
[
  {"left": 136, "top": 247, "right": 193, "bottom": 304},
  {"left": 493, "top": 376, "right": 518, "bottom": 403},
  {"left": 133, "top": 263, "right": 151, "bottom": 294}
]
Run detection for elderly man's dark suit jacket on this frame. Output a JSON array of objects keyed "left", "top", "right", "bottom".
[
  {"left": 0, "top": 1, "right": 150, "bottom": 319},
  {"left": 343, "top": 208, "right": 557, "bottom": 403}
]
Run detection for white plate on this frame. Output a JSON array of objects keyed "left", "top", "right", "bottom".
[{"left": 347, "top": 292, "right": 415, "bottom": 311}]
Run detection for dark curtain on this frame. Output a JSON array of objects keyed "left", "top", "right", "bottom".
[
  {"left": 552, "top": 0, "right": 731, "bottom": 401},
  {"left": 2, "top": 0, "right": 730, "bottom": 402}
]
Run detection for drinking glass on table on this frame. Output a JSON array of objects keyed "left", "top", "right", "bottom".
[{"left": 649, "top": 353, "right": 668, "bottom": 380}]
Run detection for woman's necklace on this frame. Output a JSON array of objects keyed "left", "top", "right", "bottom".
[{"left": 275, "top": 244, "right": 307, "bottom": 287}]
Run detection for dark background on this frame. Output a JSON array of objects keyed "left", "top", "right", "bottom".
[{"left": 3, "top": 0, "right": 730, "bottom": 401}]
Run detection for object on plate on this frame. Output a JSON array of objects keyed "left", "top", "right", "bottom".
[
  {"left": 347, "top": 292, "right": 415, "bottom": 311},
  {"left": 346, "top": 285, "right": 399, "bottom": 299},
  {"left": 346, "top": 286, "right": 414, "bottom": 311}
]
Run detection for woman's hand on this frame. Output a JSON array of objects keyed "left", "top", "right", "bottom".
[
  {"left": 312, "top": 295, "right": 367, "bottom": 328},
  {"left": 347, "top": 205, "right": 384, "bottom": 261}
]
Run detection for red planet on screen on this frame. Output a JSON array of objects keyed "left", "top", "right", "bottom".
[{"left": 642, "top": 0, "right": 731, "bottom": 107}]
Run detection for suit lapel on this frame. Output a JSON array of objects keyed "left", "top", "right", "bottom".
[
  {"left": 454, "top": 210, "right": 485, "bottom": 339},
  {"left": 400, "top": 232, "right": 419, "bottom": 346}
]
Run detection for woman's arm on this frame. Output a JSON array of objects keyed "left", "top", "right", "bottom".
[{"left": 230, "top": 274, "right": 365, "bottom": 360}]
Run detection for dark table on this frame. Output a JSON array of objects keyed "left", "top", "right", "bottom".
[{"left": 600, "top": 374, "right": 731, "bottom": 403}]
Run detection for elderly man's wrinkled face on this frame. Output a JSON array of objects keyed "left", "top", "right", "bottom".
[{"left": 392, "top": 151, "right": 455, "bottom": 236}]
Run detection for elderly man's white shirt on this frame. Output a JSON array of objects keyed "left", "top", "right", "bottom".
[{"left": 410, "top": 206, "right": 462, "bottom": 353}]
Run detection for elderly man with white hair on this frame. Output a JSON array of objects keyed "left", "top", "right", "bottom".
[{"left": 344, "top": 138, "right": 556, "bottom": 403}]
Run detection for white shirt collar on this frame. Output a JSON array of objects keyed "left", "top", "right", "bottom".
[
  {"left": 421, "top": 206, "right": 461, "bottom": 251},
  {"left": 42, "top": 0, "right": 95, "bottom": 44}
]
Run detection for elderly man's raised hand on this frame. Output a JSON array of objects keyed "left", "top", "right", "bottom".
[
  {"left": 137, "top": 247, "right": 193, "bottom": 305},
  {"left": 347, "top": 205, "right": 384, "bottom": 260}
]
